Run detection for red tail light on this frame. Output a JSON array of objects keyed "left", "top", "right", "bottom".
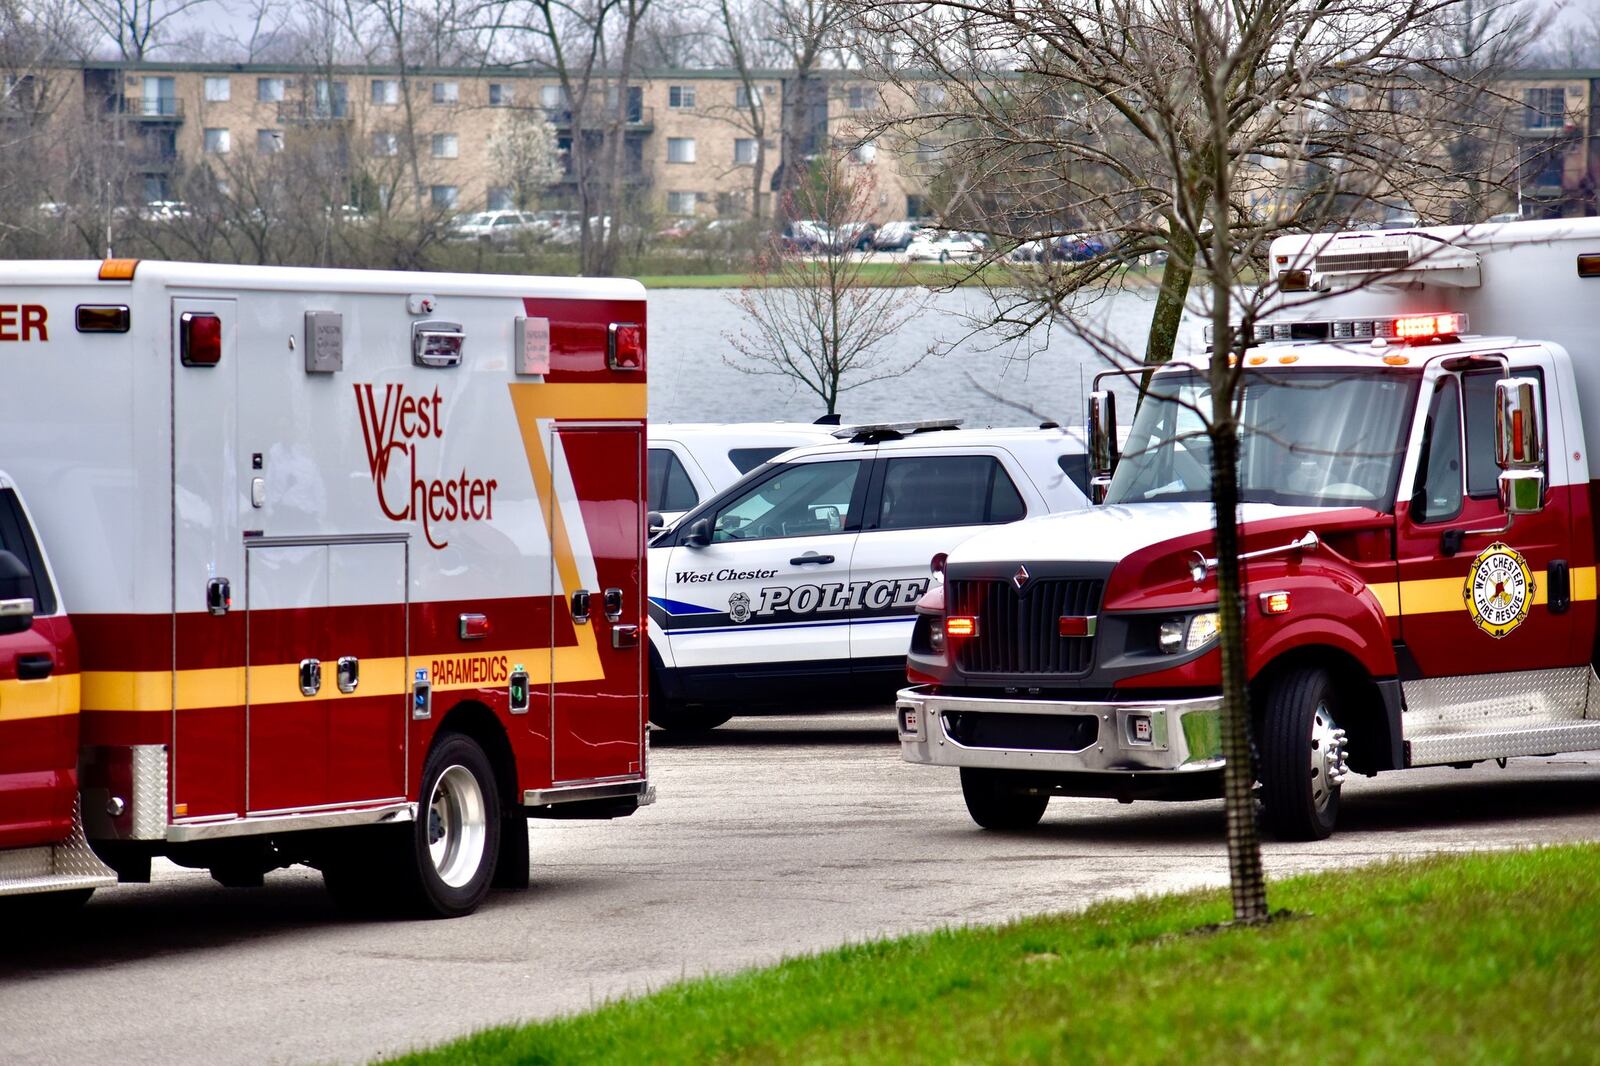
[
  {"left": 180, "top": 311, "right": 222, "bottom": 367},
  {"left": 608, "top": 322, "right": 644, "bottom": 370}
]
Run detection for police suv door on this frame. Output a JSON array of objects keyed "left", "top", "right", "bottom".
[
  {"left": 656, "top": 456, "right": 868, "bottom": 692},
  {"left": 848, "top": 451, "right": 1030, "bottom": 676}
]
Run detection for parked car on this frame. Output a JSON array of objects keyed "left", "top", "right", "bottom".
[
  {"left": 906, "top": 230, "right": 982, "bottom": 262},
  {"left": 1053, "top": 232, "right": 1108, "bottom": 260},
  {"left": 828, "top": 221, "right": 878, "bottom": 252},
  {"left": 780, "top": 219, "right": 829, "bottom": 252},
  {"left": 447, "top": 209, "right": 543, "bottom": 242},
  {"left": 648, "top": 421, "right": 846, "bottom": 532},
  {"left": 1008, "top": 236, "right": 1054, "bottom": 262},
  {"left": 140, "top": 200, "right": 191, "bottom": 222},
  {"left": 872, "top": 220, "right": 922, "bottom": 251}
]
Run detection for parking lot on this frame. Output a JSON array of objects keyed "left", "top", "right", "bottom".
[{"left": 3, "top": 709, "right": 1599, "bottom": 1066}]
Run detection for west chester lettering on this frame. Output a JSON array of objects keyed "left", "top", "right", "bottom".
[
  {"left": 355, "top": 383, "right": 498, "bottom": 549},
  {"left": 676, "top": 568, "right": 780, "bottom": 583}
]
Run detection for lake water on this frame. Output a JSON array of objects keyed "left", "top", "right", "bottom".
[{"left": 647, "top": 286, "right": 1207, "bottom": 428}]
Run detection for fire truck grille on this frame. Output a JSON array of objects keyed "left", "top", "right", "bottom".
[
  {"left": 942, "top": 711, "right": 1099, "bottom": 752},
  {"left": 1315, "top": 249, "right": 1412, "bottom": 274},
  {"left": 949, "top": 578, "right": 1104, "bottom": 675}
]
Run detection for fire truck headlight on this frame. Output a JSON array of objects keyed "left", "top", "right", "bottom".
[
  {"left": 1157, "top": 612, "right": 1220, "bottom": 654},
  {"left": 1157, "top": 619, "right": 1186, "bottom": 654},
  {"left": 1185, "top": 612, "right": 1220, "bottom": 652}
]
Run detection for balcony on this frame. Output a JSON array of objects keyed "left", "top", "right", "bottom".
[
  {"left": 551, "top": 160, "right": 654, "bottom": 187},
  {"left": 113, "top": 96, "right": 184, "bottom": 122},
  {"left": 278, "top": 100, "right": 352, "bottom": 125},
  {"left": 545, "top": 105, "right": 653, "bottom": 131}
]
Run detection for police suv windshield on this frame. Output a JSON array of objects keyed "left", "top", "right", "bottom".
[{"left": 1104, "top": 368, "right": 1419, "bottom": 510}]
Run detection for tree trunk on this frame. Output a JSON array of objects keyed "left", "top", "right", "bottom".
[{"left": 1144, "top": 226, "right": 1195, "bottom": 370}]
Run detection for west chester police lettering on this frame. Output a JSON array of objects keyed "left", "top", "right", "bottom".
[
  {"left": 733, "top": 577, "right": 929, "bottom": 623},
  {"left": 355, "top": 383, "right": 498, "bottom": 550}
]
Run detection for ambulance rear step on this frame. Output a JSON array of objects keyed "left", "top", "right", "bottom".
[{"left": 0, "top": 800, "right": 117, "bottom": 897}]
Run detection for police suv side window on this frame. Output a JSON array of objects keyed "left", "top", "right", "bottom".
[
  {"left": 876, "top": 455, "right": 1025, "bottom": 530},
  {"left": 647, "top": 448, "right": 699, "bottom": 512},
  {"left": 711, "top": 460, "right": 861, "bottom": 542},
  {"left": 1464, "top": 367, "right": 1546, "bottom": 498},
  {"left": 729, "top": 447, "right": 787, "bottom": 474},
  {"left": 1413, "top": 377, "right": 1464, "bottom": 523},
  {"left": 0, "top": 489, "right": 54, "bottom": 615}
]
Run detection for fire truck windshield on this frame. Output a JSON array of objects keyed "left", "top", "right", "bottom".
[{"left": 1104, "top": 368, "right": 1419, "bottom": 510}]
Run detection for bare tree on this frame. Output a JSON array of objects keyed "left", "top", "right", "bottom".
[
  {"left": 765, "top": 0, "right": 852, "bottom": 226},
  {"left": 711, "top": 0, "right": 781, "bottom": 221},
  {"left": 725, "top": 156, "right": 922, "bottom": 414},
  {"left": 0, "top": 0, "right": 89, "bottom": 256},
  {"left": 858, "top": 0, "right": 1513, "bottom": 924},
  {"left": 74, "top": 0, "right": 216, "bottom": 59}
]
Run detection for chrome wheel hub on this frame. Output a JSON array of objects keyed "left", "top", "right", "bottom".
[
  {"left": 427, "top": 764, "right": 487, "bottom": 889},
  {"left": 1309, "top": 702, "right": 1349, "bottom": 814}
]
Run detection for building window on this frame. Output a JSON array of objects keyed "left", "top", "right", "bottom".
[
  {"left": 667, "top": 190, "right": 698, "bottom": 215},
  {"left": 216, "top": 178, "right": 231, "bottom": 196},
  {"left": 847, "top": 85, "right": 874, "bottom": 111},
  {"left": 433, "top": 81, "right": 459, "bottom": 105},
  {"left": 431, "top": 185, "right": 458, "bottom": 208},
  {"left": 257, "top": 78, "right": 288, "bottom": 103},
  {"left": 371, "top": 79, "right": 400, "bottom": 105},
  {"left": 204, "top": 77, "right": 231, "bottom": 102},
  {"left": 257, "top": 128, "right": 284, "bottom": 153},
  {"left": 140, "top": 76, "right": 177, "bottom": 116},
  {"left": 734, "top": 138, "right": 758, "bottom": 165},
  {"left": 432, "top": 133, "right": 459, "bottom": 158},
  {"left": 1524, "top": 87, "right": 1567, "bottom": 130},
  {"left": 540, "top": 84, "right": 566, "bottom": 109},
  {"left": 735, "top": 84, "right": 763, "bottom": 109},
  {"left": 489, "top": 83, "right": 511, "bottom": 106},
  {"left": 203, "top": 128, "right": 231, "bottom": 154},
  {"left": 667, "top": 137, "right": 695, "bottom": 164},
  {"left": 314, "top": 80, "right": 348, "bottom": 118},
  {"left": 372, "top": 131, "right": 399, "bottom": 156},
  {"left": 668, "top": 85, "right": 696, "bottom": 109},
  {"left": 487, "top": 186, "right": 514, "bottom": 210},
  {"left": 849, "top": 141, "right": 877, "bottom": 165}
]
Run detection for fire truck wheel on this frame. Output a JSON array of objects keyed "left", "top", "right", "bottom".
[
  {"left": 404, "top": 732, "right": 501, "bottom": 918},
  {"left": 959, "top": 768, "right": 1049, "bottom": 830},
  {"left": 649, "top": 702, "right": 734, "bottom": 733},
  {"left": 1260, "top": 667, "right": 1349, "bottom": 841}
]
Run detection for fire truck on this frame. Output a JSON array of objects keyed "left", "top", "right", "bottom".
[
  {"left": 898, "top": 218, "right": 1600, "bottom": 840},
  {"left": 0, "top": 259, "right": 650, "bottom": 917}
]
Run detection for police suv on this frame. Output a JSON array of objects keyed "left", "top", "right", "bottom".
[
  {"left": 648, "top": 422, "right": 844, "bottom": 530},
  {"left": 648, "top": 421, "right": 1093, "bottom": 731}
]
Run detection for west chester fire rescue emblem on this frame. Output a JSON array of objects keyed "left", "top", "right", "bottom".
[{"left": 1464, "top": 542, "right": 1535, "bottom": 638}]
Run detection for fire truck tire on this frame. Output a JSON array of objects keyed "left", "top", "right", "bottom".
[
  {"left": 1260, "top": 667, "right": 1347, "bottom": 841},
  {"left": 649, "top": 701, "right": 733, "bottom": 733},
  {"left": 400, "top": 732, "right": 501, "bottom": 918},
  {"left": 959, "top": 768, "right": 1049, "bottom": 830}
]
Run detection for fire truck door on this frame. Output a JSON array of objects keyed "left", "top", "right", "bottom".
[
  {"left": 1394, "top": 361, "right": 1582, "bottom": 685},
  {"left": 551, "top": 424, "right": 644, "bottom": 784},
  {"left": 171, "top": 297, "right": 246, "bottom": 820},
  {"left": 244, "top": 539, "right": 407, "bottom": 813}
]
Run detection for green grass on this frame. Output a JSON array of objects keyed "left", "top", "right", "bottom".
[{"left": 386, "top": 845, "right": 1600, "bottom": 1064}]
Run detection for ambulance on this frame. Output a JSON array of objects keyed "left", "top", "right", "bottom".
[
  {"left": 0, "top": 259, "right": 650, "bottom": 916},
  {"left": 650, "top": 421, "right": 1093, "bottom": 731},
  {"left": 898, "top": 218, "right": 1600, "bottom": 839}
]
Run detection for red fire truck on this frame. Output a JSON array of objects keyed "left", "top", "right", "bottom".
[
  {"left": 898, "top": 218, "right": 1600, "bottom": 840},
  {"left": 0, "top": 259, "right": 650, "bottom": 917}
]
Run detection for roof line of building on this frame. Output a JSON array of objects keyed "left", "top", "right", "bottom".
[{"left": 71, "top": 58, "right": 848, "bottom": 81}]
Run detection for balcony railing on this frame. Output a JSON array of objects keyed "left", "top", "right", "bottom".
[
  {"left": 545, "top": 105, "right": 653, "bottom": 130},
  {"left": 113, "top": 96, "right": 184, "bottom": 120},
  {"left": 278, "top": 100, "right": 352, "bottom": 124}
]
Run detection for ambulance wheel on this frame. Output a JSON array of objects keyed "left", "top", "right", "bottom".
[
  {"left": 400, "top": 732, "right": 501, "bottom": 918},
  {"left": 650, "top": 701, "right": 733, "bottom": 733},
  {"left": 1260, "top": 667, "right": 1349, "bottom": 841},
  {"left": 960, "top": 768, "right": 1048, "bottom": 830}
]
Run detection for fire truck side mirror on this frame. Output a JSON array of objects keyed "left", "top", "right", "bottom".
[
  {"left": 683, "top": 517, "right": 712, "bottom": 548},
  {"left": 1087, "top": 390, "right": 1119, "bottom": 504},
  {"left": 0, "top": 551, "right": 34, "bottom": 635},
  {"left": 1495, "top": 377, "right": 1544, "bottom": 470}
]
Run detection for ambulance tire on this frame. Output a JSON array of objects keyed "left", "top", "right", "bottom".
[
  {"left": 397, "top": 733, "right": 501, "bottom": 918},
  {"left": 650, "top": 701, "right": 733, "bottom": 733},
  {"left": 1260, "top": 667, "right": 1344, "bottom": 841},
  {"left": 959, "top": 768, "right": 1049, "bottom": 830}
]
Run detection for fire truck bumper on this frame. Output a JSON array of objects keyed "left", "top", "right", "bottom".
[{"left": 896, "top": 686, "right": 1224, "bottom": 775}]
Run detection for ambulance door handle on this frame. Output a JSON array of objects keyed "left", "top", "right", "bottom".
[
  {"left": 791, "top": 553, "right": 835, "bottom": 565},
  {"left": 611, "top": 624, "right": 640, "bottom": 650},
  {"left": 603, "top": 587, "right": 624, "bottom": 622},
  {"left": 571, "top": 589, "right": 591, "bottom": 624}
]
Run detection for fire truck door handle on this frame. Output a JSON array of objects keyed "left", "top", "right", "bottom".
[
  {"left": 611, "top": 624, "right": 640, "bottom": 650},
  {"left": 1549, "top": 560, "right": 1571, "bottom": 614},
  {"left": 15, "top": 654, "right": 53, "bottom": 680},
  {"left": 603, "top": 587, "right": 624, "bottom": 622},
  {"left": 571, "top": 589, "right": 591, "bottom": 624}
]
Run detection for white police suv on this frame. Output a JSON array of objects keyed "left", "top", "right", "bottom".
[
  {"left": 648, "top": 421, "right": 1094, "bottom": 731},
  {"left": 648, "top": 422, "right": 844, "bottom": 530}
]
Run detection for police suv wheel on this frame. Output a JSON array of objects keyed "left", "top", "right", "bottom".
[
  {"left": 959, "top": 768, "right": 1048, "bottom": 830},
  {"left": 405, "top": 733, "right": 500, "bottom": 917},
  {"left": 650, "top": 702, "right": 734, "bottom": 733},
  {"left": 1260, "top": 667, "right": 1349, "bottom": 841}
]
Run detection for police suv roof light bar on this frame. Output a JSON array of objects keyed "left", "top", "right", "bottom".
[{"left": 837, "top": 418, "right": 963, "bottom": 443}]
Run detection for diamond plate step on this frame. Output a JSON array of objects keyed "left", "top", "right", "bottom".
[{"left": 1407, "top": 720, "right": 1600, "bottom": 767}]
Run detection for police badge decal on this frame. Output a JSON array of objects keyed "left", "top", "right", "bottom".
[
  {"left": 1463, "top": 541, "right": 1535, "bottom": 638},
  {"left": 728, "top": 591, "right": 752, "bottom": 624}
]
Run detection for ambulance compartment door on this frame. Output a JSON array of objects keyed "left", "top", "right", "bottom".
[
  {"left": 659, "top": 458, "right": 865, "bottom": 695},
  {"left": 551, "top": 424, "right": 645, "bottom": 784},
  {"left": 244, "top": 537, "right": 408, "bottom": 813},
  {"left": 171, "top": 296, "right": 245, "bottom": 820}
]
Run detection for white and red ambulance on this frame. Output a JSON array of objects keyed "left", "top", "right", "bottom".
[
  {"left": 898, "top": 219, "right": 1600, "bottom": 839},
  {"left": 0, "top": 259, "right": 649, "bottom": 916}
]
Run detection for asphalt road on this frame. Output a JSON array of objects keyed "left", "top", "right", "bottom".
[{"left": 3, "top": 710, "right": 1599, "bottom": 1065}]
